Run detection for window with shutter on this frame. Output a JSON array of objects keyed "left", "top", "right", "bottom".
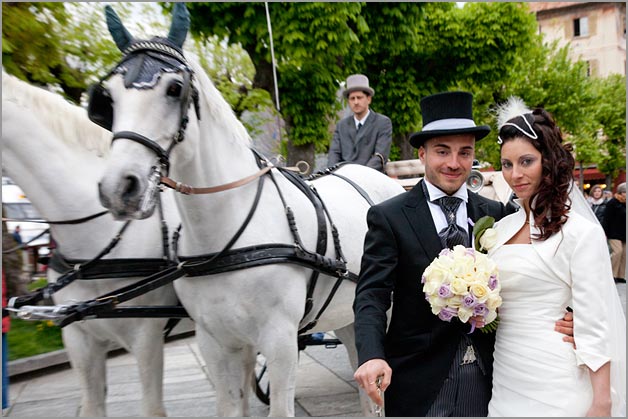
[{"left": 574, "top": 17, "right": 589, "bottom": 37}]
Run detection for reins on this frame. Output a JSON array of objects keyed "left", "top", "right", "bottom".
[
  {"left": 160, "top": 166, "right": 273, "bottom": 195},
  {"left": 2, "top": 210, "right": 110, "bottom": 254}
]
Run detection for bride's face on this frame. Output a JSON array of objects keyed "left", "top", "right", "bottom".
[{"left": 500, "top": 137, "right": 543, "bottom": 202}]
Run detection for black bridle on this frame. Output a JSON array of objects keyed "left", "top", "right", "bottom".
[{"left": 87, "top": 39, "right": 199, "bottom": 176}]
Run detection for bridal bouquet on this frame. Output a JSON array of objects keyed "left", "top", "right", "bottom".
[{"left": 421, "top": 217, "right": 501, "bottom": 332}]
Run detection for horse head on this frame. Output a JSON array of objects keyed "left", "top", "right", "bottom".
[{"left": 94, "top": 3, "right": 201, "bottom": 220}]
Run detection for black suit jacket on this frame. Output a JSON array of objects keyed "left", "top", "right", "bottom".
[{"left": 353, "top": 180, "right": 509, "bottom": 416}]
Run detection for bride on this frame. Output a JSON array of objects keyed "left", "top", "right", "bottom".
[{"left": 487, "top": 98, "right": 626, "bottom": 417}]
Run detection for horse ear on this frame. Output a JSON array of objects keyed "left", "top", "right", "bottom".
[
  {"left": 167, "top": 3, "right": 190, "bottom": 48},
  {"left": 105, "top": 5, "right": 134, "bottom": 52}
]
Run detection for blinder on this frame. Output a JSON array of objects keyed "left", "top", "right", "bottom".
[{"left": 87, "top": 82, "right": 114, "bottom": 132}]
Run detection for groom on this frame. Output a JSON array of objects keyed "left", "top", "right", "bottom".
[{"left": 353, "top": 91, "right": 573, "bottom": 416}]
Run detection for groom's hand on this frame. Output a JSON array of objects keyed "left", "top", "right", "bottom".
[
  {"left": 354, "top": 358, "right": 392, "bottom": 407},
  {"left": 555, "top": 311, "right": 575, "bottom": 348}
]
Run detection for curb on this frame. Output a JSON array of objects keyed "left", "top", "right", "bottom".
[{"left": 7, "top": 319, "right": 196, "bottom": 379}]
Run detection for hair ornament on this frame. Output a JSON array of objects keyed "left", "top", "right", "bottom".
[{"left": 495, "top": 96, "right": 537, "bottom": 144}]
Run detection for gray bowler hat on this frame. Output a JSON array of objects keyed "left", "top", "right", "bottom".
[{"left": 343, "top": 74, "right": 374, "bottom": 98}]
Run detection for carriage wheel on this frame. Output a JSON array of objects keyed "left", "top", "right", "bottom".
[{"left": 253, "top": 353, "right": 270, "bottom": 405}]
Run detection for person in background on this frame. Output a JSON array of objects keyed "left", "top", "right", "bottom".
[
  {"left": 588, "top": 184, "right": 608, "bottom": 225},
  {"left": 602, "top": 182, "right": 626, "bottom": 283},
  {"left": 327, "top": 74, "right": 392, "bottom": 173},
  {"left": 10, "top": 225, "right": 21, "bottom": 245},
  {"left": 2, "top": 270, "right": 10, "bottom": 412}
]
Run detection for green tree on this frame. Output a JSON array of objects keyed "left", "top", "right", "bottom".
[
  {"left": 361, "top": 2, "right": 539, "bottom": 160},
  {"left": 2, "top": 2, "right": 81, "bottom": 100},
  {"left": 2, "top": 2, "right": 137, "bottom": 103},
  {"left": 589, "top": 74, "right": 627, "bottom": 182},
  {"left": 186, "top": 2, "right": 367, "bottom": 167}
]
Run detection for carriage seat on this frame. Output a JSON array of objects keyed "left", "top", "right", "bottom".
[{"left": 385, "top": 159, "right": 425, "bottom": 190}]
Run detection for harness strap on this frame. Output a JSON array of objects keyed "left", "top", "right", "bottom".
[
  {"left": 178, "top": 243, "right": 358, "bottom": 281},
  {"left": 113, "top": 131, "right": 171, "bottom": 170},
  {"left": 330, "top": 172, "right": 375, "bottom": 206},
  {"left": 49, "top": 254, "right": 173, "bottom": 280},
  {"left": 8, "top": 221, "right": 132, "bottom": 309},
  {"left": 160, "top": 166, "right": 272, "bottom": 195},
  {"left": 56, "top": 266, "right": 186, "bottom": 327},
  {"left": 2, "top": 210, "right": 109, "bottom": 225},
  {"left": 2, "top": 228, "right": 50, "bottom": 254},
  {"left": 276, "top": 168, "right": 332, "bottom": 325}
]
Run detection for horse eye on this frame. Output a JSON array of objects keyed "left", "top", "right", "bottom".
[{"left": 166, "top": 81, "right": 183, "bottom": 98}]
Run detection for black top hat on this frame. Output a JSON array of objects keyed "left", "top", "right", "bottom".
[{"left": 409, "top": 91, "right": 491, "bottom": 148}]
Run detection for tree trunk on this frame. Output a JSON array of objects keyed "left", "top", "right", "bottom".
[
  {"left": 286, "top": 141, "right": 314, "bottom": 175},
  {"left": 395, "top": 133, "right": 417, "bottom": 161}
]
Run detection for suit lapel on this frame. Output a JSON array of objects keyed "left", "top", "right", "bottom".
[
  {"left": 345, "top": 117, "right": 358, "bottom": 144},
  {"left": 467, "top": 192, "right": 490, "bottom": 224},
  {"left": 402, "top": 181, "right": 442, "bottom": 260}
]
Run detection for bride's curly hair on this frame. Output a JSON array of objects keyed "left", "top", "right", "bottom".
[{"left": 498, "top": 108, "right": 574, "bottom": 241}]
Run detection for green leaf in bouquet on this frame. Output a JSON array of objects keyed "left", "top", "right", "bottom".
[
  {"left": 479, "top": 316, "right": 500, "bottom": 334},
  {"left": 473, "top": 215, "right": 495, "bottom": 252}
]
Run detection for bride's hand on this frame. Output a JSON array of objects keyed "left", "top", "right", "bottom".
[
  {"left": 470, "top": 315, "right": 485, "bottom": 328},
  {"left": 585, "top": 398, "right": 611, "bottom": 417}
]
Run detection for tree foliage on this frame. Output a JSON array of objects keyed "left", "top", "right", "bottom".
[{"left": 3, "top": 2, "right": 624, "bottom": 179}]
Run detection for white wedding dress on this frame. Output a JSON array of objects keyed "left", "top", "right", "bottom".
[{"left": 487, "top": 207, "right": 626, "bottom": 417}]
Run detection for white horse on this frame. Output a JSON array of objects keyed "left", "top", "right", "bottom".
[
  {"left": 95, "top": 4, "right": 404, "bottom": 416},
  {"left": 2, "top": 71, "right": 181, "bottom": 417}
]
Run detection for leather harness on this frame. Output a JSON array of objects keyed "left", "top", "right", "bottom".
[{"left": 31, "top": 38, "right": 374, "bottom": 331}]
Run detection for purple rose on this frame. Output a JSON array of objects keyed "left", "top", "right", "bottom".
[
  {"left": 421, "top": 275, "right": 426, "bottom": 284},
  {"left": 465, "top": 248, "right": 475, "bottom": 258},
  {"left": 438, "top": 306, "right": 458, "bottom": 322},
  {"left": 473, "top": 303, "right": 488, "bottom": 317},
  {"left": 463, "top": 294, "right": 477, "bottom": 308},
  {"left": 439, "top": 248, "right": 451, "bottom": 257},
  {"left": 438, "top": 284, "right": 453, "bottom": 298},
  {"left": 488, "top": 275, "right": 498, "bottom": 290}
]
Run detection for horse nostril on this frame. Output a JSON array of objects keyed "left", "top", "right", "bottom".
[
  {"left": 122, "top": 174, "right": 141, "bottom": 200},
  {"left": 97, "top": 182, "right": 111, "bottom": 208}
]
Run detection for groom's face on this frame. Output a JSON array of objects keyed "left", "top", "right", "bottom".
[{"left": 419, "top": 134, "right": 475, "bottom": 195}]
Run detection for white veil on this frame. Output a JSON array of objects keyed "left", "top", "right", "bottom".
[{"left": 568, "top": 180, "right": 601, "bottom": 225}]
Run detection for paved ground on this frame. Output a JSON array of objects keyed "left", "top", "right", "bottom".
[
  {"left": 4, "top": 283, "right": 625, "bottom": 417},
  {"left": 4, "top": 332, "right": 362, "bottom": 417}
]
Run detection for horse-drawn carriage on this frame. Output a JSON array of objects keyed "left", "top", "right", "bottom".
[{"left": 4, "top": 4, "right": 514, "bottom": 417}]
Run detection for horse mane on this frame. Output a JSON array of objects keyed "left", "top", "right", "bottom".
[
  {"left": 184, "top": 52, "right": 252, "bottom": 147},
  {"left": 2, "top": 70, "right": 111, "bottom": 156}
]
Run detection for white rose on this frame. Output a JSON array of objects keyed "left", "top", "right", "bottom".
[
  {"left": 486, "top": 291, "right": 503, "bottom": 310},
  {"left": 428, "top": 295, "right": 448, "bottom": 314},
  {"left": 458, "top": 306, "right": 474, "bottom": 323},
  {"left": 479, "top": 228, "right": 498, "bottom": 251},
  {"left": 450, "top": 277, "right": 469, "bottom": 295}
]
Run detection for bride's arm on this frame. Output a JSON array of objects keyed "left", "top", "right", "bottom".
[{"left": 586, "top": 361, "right": 611, "bottom": 417}]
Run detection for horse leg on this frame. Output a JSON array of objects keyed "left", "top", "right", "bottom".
[
  {"left": 334, "top": 323, "right": 378, "bottom": 417},
  {"left": 258, "top": 327, "right": 299, "bottom": 417},
  {"left": 195, "top": 328, "right": 256, "bottom": 417},
  {"left": 126, "top": 320, "right": 167, "bottom": 417},
  {"left": 62, "top": 325, "right": 108, "bottom": 417}
]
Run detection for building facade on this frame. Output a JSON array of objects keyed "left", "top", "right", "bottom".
[{"left": 529, "top": 2, "right": 626, "bottom": 77}]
